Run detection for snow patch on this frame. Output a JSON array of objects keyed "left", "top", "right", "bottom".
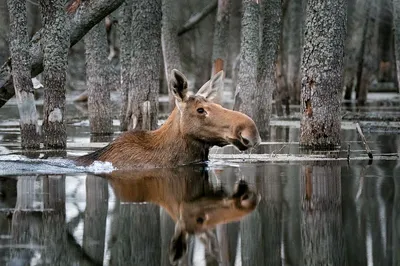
[{"left": 48, "top": 108, "right": 63, "bottom": 122}]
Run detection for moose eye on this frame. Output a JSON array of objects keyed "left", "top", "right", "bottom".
[
  {"left": 197, "top": 108, "right": 205, "bottom": 114},
  {"left": 196, "top": 217, "right": 204, "bottom": 224}
]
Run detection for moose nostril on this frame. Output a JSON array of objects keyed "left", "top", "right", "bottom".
[{"left": 240, "top": 134, "right": 250, "bottom": 145}]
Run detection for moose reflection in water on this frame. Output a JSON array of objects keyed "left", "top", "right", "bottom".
[
  {"left": 104, "top": 166, "right": 259, "bottom": 265},
  {"left": 75, "top": 69, "right": 261, "bottom": 169}
]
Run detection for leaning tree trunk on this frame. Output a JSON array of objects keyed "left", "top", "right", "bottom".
[
  {"left": 300, "top": 0, "right": 347, "bottom": 148},
  {"left": 7, "top": 0, "right": 40, "bottom": 149},
  {"left": 39, "top": 0, "right": 70, "bottom": 149},
  {"left": 84, "top": 20, "right": 112, "bottom": 135},
  {"left": 121, "top": 0, "right": 161, "bottom": 131},
  {"left": 393, "top": 0, "right": 400, "bottom": 93},
  {"left": 161, "top": 0, "right": 183, "bottom": 112}
]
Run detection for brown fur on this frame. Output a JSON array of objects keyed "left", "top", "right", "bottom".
[
  {"left": 75, "top": 70, "right": 261, "bottom": 169},
  {"left": 104, "top": 166, "right": 259, "bottom": 264}
]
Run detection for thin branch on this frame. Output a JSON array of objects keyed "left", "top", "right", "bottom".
[
  {"left": 177, "top": 0, "right": 218, "bottom": 36},
  {"left": 355, "top": 122, "right": 373, "bottom": 159}
]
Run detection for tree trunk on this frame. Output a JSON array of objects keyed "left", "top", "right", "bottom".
[
  {"left": 161, "top": 0, "right": 183, "bottom": 112},
  {"left": 211, "top": 0, "right": 231, "bottom": 104},
  {"left": 7, "top": 0, "right": 40, "bottom": 149},
  {"left": 233, "top": 0, "right": 260, "bottom": 128},
  {"left": 378, "top": 0, "right": 393, "bottom": 82},
  {"left": 393, "top": 0, "right": 400, "bottom": 93},
  {"left": 300, "top": 0, "right": 347, "bottom": 148},
  {"left": 119, "top": 1, "right": 133, "bottom": 131},
  {"left": 286, "top": 0, "right": 303, "bottom": 105},
  {"left": 0, "top": 0, "right": 9, "bottom": 64},
  {"left": 343, "top": 0, "right": 368, "bottom": 100},
  {"left": 193, "top": 2, "right": 216, "bottom": 92},
  {"left": 84, "top": 20, "right": 113, "bottom": 135},
  {"left": 211, "top": 0, "right": 231, "bottom": 75},
  {"left": 39, "top": 0, "right": 70, "bottom": 149},
  {"left": 121, "top": 0, "right": 161, "bottom": 131},
  {"left": 358, "top": 0, "right": 380, "bottom": 105},
  {"left": 234, "top": 0, "right": 281, "bottom": 139},
  {"left": 0, "top": 0, "right": 125, "bottom": 108},
  {"left": 227, "top": 0, "right": 242, "bottom": 80}
]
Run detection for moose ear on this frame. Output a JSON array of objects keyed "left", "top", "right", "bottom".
[
  {"left": 170, "top": 69, "right": 189, "bottom": 103},
  {"left": 196, "top": 70, "right": 224, "bottom": 101},
  {"left": 169, "top": 221, "right": 188, "bottom": 265}
]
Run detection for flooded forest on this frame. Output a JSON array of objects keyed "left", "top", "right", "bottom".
[{"left": 0, "top": 0, "right": 400, "bottom": 265}]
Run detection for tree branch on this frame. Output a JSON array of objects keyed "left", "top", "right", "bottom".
[
  {"left": 0, "top": 0, "right": 124, "bottom": 108},
  {"left": 177, "top": 0, "right": 218, "bottom": 36}
]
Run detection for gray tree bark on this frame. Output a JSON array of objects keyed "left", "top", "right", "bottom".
[
  {"left": 84, "top": 20, "right": 112, "bottom": 135},
  {"left": 120, "top": 0, "right": 161, "bottom": 131},
  {"left": 0, "top": 0, "right": 125, "bottom": 108},
  {"left": 233, "top": 0, "right": 260, "bottom": 128},
  {"left": 358, "top": 0, "right": 380, "bottom": 105},
  {"left": 0, "top": 0, "right": 9, "bottom": 64},
  {"left": 286, "top": 0, "right": 303, "bottom": 105},
  {"left": 211, "top": 0, "right": 231, "bottom": 104},
  {"left": 343, "top": 0, "right": 368, "bottom": 100},
  {"left": 161, "top": 0, "right": 183, "bottom": 112},
  {"left": 300, "top": 0, "right": 347, "bottom": 148},
  {"left": 394, "top": 0, "right": 400, "bottom": 93},
  {"left": 227, "top": 0, "right": 242, "bottom": 80},
  {"left": 119, "top": 1, "right": 133, "bottom": 131},
  {"left": 7, "top": 0, "right": 40, "bottom": 149},
  {"left": 378, "top": 0, "right": 393, "bottom": 82},
  {"left": 211, "top": 0, "right": 231, "bottom": 75},
  {"left": 234, "top": 0, "right": 281, "bottom": 139},
  {"left": 39, "top": 0, "right": 70, "bottom": 149}
]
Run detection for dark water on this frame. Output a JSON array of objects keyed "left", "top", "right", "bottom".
[
  {"left": 0, "top": 94, "right": 399, "bottom": 265},
  {"left": 0, "top": 158, "right": 399, "bottom": 265}
]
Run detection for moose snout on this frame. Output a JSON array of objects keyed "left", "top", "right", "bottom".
[{"left": 236, "top": 122, "right": 261, "bottom": 150}]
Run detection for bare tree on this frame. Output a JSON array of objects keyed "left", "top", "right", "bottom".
[
  {"left": 358, "top": 0, "right": 380, "bottom": 105},
  {"left": 7, "top": 0, "right": 40, "bottom": 149},
  {"left": 233, "top": 0, "right": 259, "bottom": 130},
  {"left": 0, "top": 0, "right": 9, "bottom": 64},
  {"left": 300, "top": 0, "right": 347, "bottom": 148},
  {"left": 394, "top": 0, "right": 400, "bottom": 93},
  {"left": 120, "top": 0, "right": 161, "bottom": 131},
  {"left": 162, "top": 0, "right": 183, "bottom": 112},
  {"left": 211, "top": 0, "right": 231, "bottom": 75},
  {"left": 84, "top": 20, "right": 112, "bottom": 135},
  {"left": 343, "top": 0, "right": 368, "bottom": 100},
  {"left": 39, "top": 0, "right": 70, "bottom": 149},
  {"left": 234, "top": 0, "right": 281, "bottom": 139},
  {"left": 286, "top": 0, "right": 303, "bottom": 105},
  {"left": 0, "top": 0, "right": 125, "bottom": 108}
]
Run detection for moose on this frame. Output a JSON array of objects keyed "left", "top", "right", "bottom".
[
  {"left": 75, "top": 69, "right": 261, "bottom": 169},
  {"left": 105, "top": 166, "right": 259, "bottom": 265}
]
